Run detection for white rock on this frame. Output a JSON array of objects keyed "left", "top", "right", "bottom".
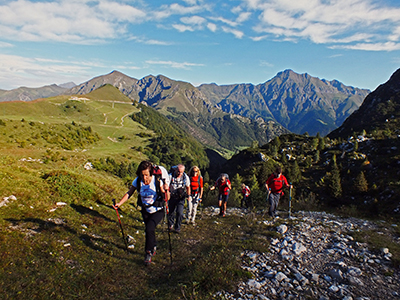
[
  {"left": 381, "top": 247, "right": 389, "bottom": 254},
  {"left": 247, "top": 279, "right": 261, "bottom": 291},
  {"left": 292, "top": 242, "right": 307, "bottom": 255},
  {"left": 275, "top": 272, "right": 288, "bottom": 282},
  {"left": 277, "top": 224, "right": 288, "bottom": 234},
  {"left": 329, "top": 285, "right": 339, "bottom": 292}
]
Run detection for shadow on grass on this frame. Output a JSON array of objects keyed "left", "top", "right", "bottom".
[
  {"left": 4, "top": 217, "right": 141, "bottom": 261},
  {"left": 70, "top": 203, "right": 114, "bottom": 222},
  {"left": 5, "top": 217, "right": 78, "bottom": 235}
]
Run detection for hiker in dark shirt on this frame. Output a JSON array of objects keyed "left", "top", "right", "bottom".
[{"left": 168, "top": 164, "right": 190, "bottom": 233}]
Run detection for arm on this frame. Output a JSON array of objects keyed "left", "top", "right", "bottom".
[
  {"left": 115, "top": 185, "right": 136, "bottom": 208},
  {"left": 283, "top": 176, "right": 292, "bottom": 189},
  {"left": 199, "top": 177, "right": 204, "bottom": 199},
  {"left": 227, "top": 180, "right": 232, "bottom": 190}
]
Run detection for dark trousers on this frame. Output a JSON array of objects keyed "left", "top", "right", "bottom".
[
  {"left": 241, "top": 195, "right": 250, "bottom": 208},
  {"left": 168, "top": 196, "right": 185, "bottom": 231},
  {"left": 141, "top": 208, "right": 164, "bottom": 252},
  {"left": 268, "top": 193, "right": 281, "bottom": 217}
]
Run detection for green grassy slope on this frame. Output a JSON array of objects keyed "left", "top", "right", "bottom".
[{"left": 0, "top": 84, "right": 152, "bottom": 160}]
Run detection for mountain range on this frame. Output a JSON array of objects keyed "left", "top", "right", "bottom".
[
  {"left": 0, "top": 70, "right": 370, "bottom": 151},
  {"left": 329, "top": 68, "right": 400, "bottom": 139}
]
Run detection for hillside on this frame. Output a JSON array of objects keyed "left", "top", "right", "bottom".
[
  {"left": 329, "top": 68, "right": 400, "bottom": 139},
  {"left": 0, "top": 84, "right": 150, "bottom": 161}
]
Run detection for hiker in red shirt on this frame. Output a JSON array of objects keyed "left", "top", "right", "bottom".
[
  {"left": 241, "top": 183, "right": 251, "bottom": 208},
  {"left": 265, "top": 166, "right": 292, "bottom": 218},
  {"left": 187, "top": 166, "right": 203, "bottom": 225},
  {"left": 210, "top": 173, "right": 231, "bottom": 217}
]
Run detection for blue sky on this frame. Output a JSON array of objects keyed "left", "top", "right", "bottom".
[{"left": 0, "top": 0, "right": 400, "bottom": 91}]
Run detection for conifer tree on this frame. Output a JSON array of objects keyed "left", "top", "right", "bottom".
[
  {"left": 230, "top": 173, "right": 243, "bottom": 207},
  {"left": 318, "top": 136, "right": 325, "bottom": 151},
  {"left": 289, "top": 160, "right": 301, "bottom": 183},
  {"left": 354, "top": 171, "right": 368, "bottom": 192},
  {"left": 311, "top": 137, "right": 319, "bottom": 150},
  {"left": 273, "top": 136, "right": 281, "bottom": 149},
  {"left": 305, "top": 156, "right": 312, "bottom": 168},
  {"left": 314, "top": 150, "right": 320, "bottom": 164},
  {"left": 249, "top": 174, "right": 259, "bottom": 191},
  {"left": 203, "top": 171, "right": 210, "bottom": 184},
  {"left": 353, "top": 140, "right": 359, "bottom": 152},
  {"left": 328, "top": 164, "right": 342, "bottom": 198},
  {"left": 271, "top": 145, "right": 278, "bottom": 158},
  {"left": 258, "top": 161, "right": 274, "bottom": 187}
]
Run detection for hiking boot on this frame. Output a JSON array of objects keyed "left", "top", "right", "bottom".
[
  {"left": 174, "top": 228, "right": 180, "bottom": 234},
  {"left": 144, "top": 251, "right": 152, "bottom": 266},
  {"left": 152, "top": 246, "right": 157, "bottom": 256}
]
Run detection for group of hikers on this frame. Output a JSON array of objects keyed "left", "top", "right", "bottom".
[{"left": 114, "top": 161, "right": 292, "bottom": 266}]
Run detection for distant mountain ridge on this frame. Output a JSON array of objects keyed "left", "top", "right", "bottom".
[
  {"left": 0, "top": 84, "right": 68, "bottom": 102},
  {"left": 0, "top": 69, "right": 370, "bottom": 150},
  {"left": 198, "top": 70, "right": 369, "bottom": 136},
  {"left": 66, "top": 71, "right": 290, "bottom": 151}
]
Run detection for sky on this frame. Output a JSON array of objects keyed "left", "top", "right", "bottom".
[{"left": 1, "top": 0, "right": 400, "bottom": 91}]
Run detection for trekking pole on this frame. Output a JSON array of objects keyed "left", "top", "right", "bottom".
[
  {"left": 262, "top": 189, "right": 271, "bottom": 219},
  {"left": 288, "top": 184, "right": 292, "bottom": 218},
  {"left": 164, "top": 195, "right": 173, "bottom": 265},
  {"left": 112, "top": 199, "right": 129, "bottom": 252}
]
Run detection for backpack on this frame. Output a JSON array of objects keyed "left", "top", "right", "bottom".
[
  {"left": 137, "top": 165, "right": 165, "bottom": 208},
  {"left": 190, "top": 175, "right": 202, "bottom": 194},
  {"left": 216, "top": 173, "right": 229, "bottom": 185},
  {"left": 169, "top": 166, "right": 188, "bottom": 199},
  {"left": 244, "top": 185, "right": 251, "bottom": 194}
]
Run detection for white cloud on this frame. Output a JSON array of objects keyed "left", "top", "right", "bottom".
[
  {"left": 0, "top": 0, "right": 147, "bottom": 44},
  {"left": 153, "top": 3, "right": 206, "bottom": 20},
  {"left": 210, "top": 17, "right": 238, "bottom": 27},
  {"left": 207, "top": 22, "right": 217, "bottom": 32},
  {"left": 222, "top": 26, "right": 244, "bottom": 39},
  {"left": 243, "top": 0, "right": 400, "bottom": 51},
  {"left": 145, "top": 60, "right": 204, "bottom": 69},
  {"left": 172, "top": 24, "right": 195, "bottom": 32},
  {"left": 0, "top": 53, "right": 97, "bottom": 89},
  {"left": 331, "top": 42, "right": 400, "bottom": 51},
  {"left": 181, "top": 15, "right": 206, "bottom": 26},
  {"left": 260, "top": 60, "right": 273, "bottom": 67},
  {"left": 236, "top": 12, "right": 251, "bottom": 23},
  {"left": 129, "top": 36, "right": 172, "bottom": 45},
  {"left": 0, "top": 41, "right": 13, "bottom": 47}
]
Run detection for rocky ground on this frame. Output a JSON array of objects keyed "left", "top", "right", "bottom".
[{"left": 206, "top": 208, "right": 400, "bottom": 300}]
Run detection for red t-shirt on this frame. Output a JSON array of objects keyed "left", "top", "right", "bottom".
[
  {"left": 216, "top": 178, "right": 231, "bottom": 195},
  {"left": 266, "top": 174, "right": 288, "bottom": 194},
  {"left": 190, "top": 175, "right": 203, "bottom": 194},
  {"left": 242, "top": 186, "right": 250, "bottom": 196}
]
